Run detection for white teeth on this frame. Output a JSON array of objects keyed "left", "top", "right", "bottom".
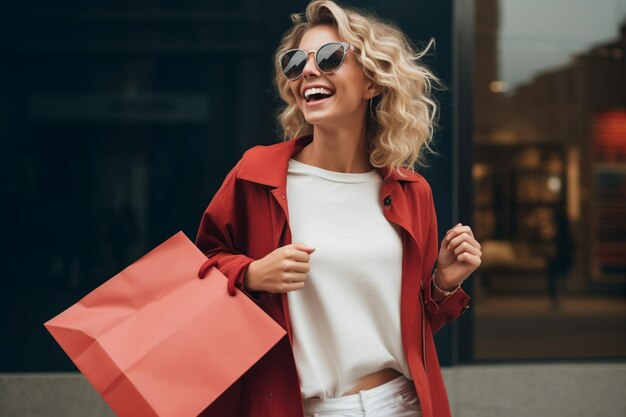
[{"left": 304, "top": 87, "right": 334, "bottom": 100}]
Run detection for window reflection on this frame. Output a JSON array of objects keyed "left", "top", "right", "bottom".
[{"left": 474, "top": 0, "right": 626, "bottom": 359}]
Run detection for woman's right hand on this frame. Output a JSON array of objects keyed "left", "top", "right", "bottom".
[{"left": 243, "top": 242, "right": 315, "bottom": 293}]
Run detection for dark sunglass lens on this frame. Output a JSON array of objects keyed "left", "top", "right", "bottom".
[
  {"left": 281, "top": 50, "right": 307, "bottom": 80},
  {"left": 317, "top": 43, "right": 345, "bottom": 72}
]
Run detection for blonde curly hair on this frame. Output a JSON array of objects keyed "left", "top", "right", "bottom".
[{"left": 273, "top": 0, "right": 445, "bottom": 175}]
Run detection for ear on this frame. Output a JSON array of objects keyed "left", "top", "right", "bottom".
[{"left": 365, "top": 80, "right": 383, "bottom": 99}]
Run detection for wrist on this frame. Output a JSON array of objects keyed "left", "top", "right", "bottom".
[{"left": 432, "top": 268, "right": 462, "bottom": 296}]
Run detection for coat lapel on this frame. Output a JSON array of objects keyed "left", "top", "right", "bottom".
[
  {"left": 269, "top": 187, "right": 288, "bottom": 250},
  {"left": 268, "top": 185, "right": 297, "bottom": 344},
  {"left": 380, "top": 179, "right": 421, "bottom": 253}
]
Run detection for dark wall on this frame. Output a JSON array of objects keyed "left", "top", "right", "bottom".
[{"left": 0, "top": 0, "right": 462, "bottom": 371}]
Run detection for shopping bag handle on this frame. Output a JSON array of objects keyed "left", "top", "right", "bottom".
[{"left": 198, "top": 257, "right": 238, "bottom": 296}]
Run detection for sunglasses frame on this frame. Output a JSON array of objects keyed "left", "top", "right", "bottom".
[{"left": 278, "top": 41, "right": 356, "bottom": 81}]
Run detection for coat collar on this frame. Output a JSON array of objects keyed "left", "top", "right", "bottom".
[{"left": 236, "top": 134, "right": 422, "bottom": 187}]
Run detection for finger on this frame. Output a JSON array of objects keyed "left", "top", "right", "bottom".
[
  {"left": 280, "top": 259, "right": 309, "bottom": 274},
  {"left": 289, "top": 247, "right": 314, "bottom": 262},
  {"left": 286, "top": 257, "right": 312, "bottom": 272},
  {"left": 445, "top": 223, "right": 464, "bottom": 238},
  {"left": 453, "top": 240, "right": 482, "bottom": 258},
  {"left": 277, "top": 281, "right": 305, "bottom": 292},
  {"left": 286, "top": 271, "right": 309, "bottom": 283},
  {"left": 445, "top": 224, "right": 474, "bottom": 240},
  {"left": 449, "top": 233, "right": 481, "bottom": 251},
  {"left": 285, "top": 281, "right": 306, "bottom": 292},
  {"left": 455, "top": 252, "right": 482, "bottom": 267},
  {"left": 291, "top": 242, "right": 316, "bottom": 253},
  {"left": 445, "top": 225, "right": 474, "bottom": 242},
  {"left": 448, "top": 232, "right": 481, "bottom": 250}
]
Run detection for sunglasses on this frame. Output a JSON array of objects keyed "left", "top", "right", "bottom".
[{"left": 278, "top": 41, "right": 356, "bottom": 81}]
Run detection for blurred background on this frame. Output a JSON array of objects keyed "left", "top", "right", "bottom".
[
  {"left": 1, "top": 0, "right": 625, "bottom": 416},
  {"left": 473, "top": 0, "right": 626, "bottom": 361}
]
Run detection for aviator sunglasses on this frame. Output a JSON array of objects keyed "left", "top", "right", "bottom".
[{"left": 278, "top": 41, "right": 356, "bottom": 81}]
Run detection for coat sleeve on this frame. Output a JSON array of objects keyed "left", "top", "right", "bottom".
[
  {"left": 421, "top": 183, "right": 471, "bottom": 334},
  {"left": 195, "top": 159, "right": 263, "bottom": 303}
]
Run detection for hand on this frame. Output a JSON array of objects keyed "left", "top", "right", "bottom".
[
  {"left": 244, "top": 242, "right": 315, "bottom": 293},
  {"left": 435, "top": 223, "right": 482, "bottom": 290}
]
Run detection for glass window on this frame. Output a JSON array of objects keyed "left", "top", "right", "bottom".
[{"left": 473, "top": 0, "right": 626, "bottom": 360}]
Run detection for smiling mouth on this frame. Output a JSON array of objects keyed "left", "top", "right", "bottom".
[{"left": 304, "top": 90, "right": 335, "bottom": 103}]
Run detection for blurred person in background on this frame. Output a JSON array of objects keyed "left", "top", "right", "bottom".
[{"left": 547, "top": 210, "right": 575, "bottom": 309}]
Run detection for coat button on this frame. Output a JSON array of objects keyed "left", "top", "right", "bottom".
[
  {"left": 384, "top": 196, "right": 392, "bottom": 206},
  {"left": 267, "top": 392, "right": 273, "bottom": 398}
]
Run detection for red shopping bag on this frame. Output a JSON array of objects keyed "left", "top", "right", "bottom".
[{"left": 44, "top": 231, "right": 285, "bottom": 417}]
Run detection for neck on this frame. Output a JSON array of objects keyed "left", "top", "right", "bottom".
[{"left": 295, "top": 123, "right": 372, "bottom": 173}]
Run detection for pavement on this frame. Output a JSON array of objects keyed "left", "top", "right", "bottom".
[{"left": 473, "top": 295, "right": 626, "bottom": 359}]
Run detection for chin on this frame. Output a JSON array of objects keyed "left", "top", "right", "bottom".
[
  {"left": 303, "top": 115, "right": 335, "bottom": 127},
  {"left": 301, "top": 108, "right": 336, "bottom": 124}
]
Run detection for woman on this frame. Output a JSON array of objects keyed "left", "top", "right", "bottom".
[{"left": 195, "top": 1, "right": 481, "bottom": 416}]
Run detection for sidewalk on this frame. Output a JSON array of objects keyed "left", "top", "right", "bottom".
[{"left": 474, "top": 295, "right": 626, "bottom": 359}]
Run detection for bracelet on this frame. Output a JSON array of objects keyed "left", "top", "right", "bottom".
[{"left": 432, "top": 268, "right": 462, "bottom": 296}]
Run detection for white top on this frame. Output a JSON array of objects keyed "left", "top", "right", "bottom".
[{"left": 285, "top": 157, "right": 411, "bottom": 400}]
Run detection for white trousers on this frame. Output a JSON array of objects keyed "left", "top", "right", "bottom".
[{"left": 302, "top": 375, "right": 422, "bottom": 417}]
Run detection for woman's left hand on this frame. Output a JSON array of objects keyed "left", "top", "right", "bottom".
[{"left": 435, "top": 223, "right": 482, "bottom": 289}]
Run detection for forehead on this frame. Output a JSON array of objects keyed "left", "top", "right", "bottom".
[{"left": 298, "top": 25, "right": 341, "bottom": 49}]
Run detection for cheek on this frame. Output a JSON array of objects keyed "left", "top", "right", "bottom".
[
  {"left": 334, "top": 76, "right": 367, "bottom": 104},
  {"left": 335, "top": 85, "right": 362, "bottom": 105}
]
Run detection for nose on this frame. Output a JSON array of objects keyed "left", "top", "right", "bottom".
[{"left": 301, "top": 50, "right": 320, "bottom": 78}]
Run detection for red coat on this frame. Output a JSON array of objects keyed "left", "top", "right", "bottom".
[{"left": 195, "top": 134, "right": 470, "bottom": 417}]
